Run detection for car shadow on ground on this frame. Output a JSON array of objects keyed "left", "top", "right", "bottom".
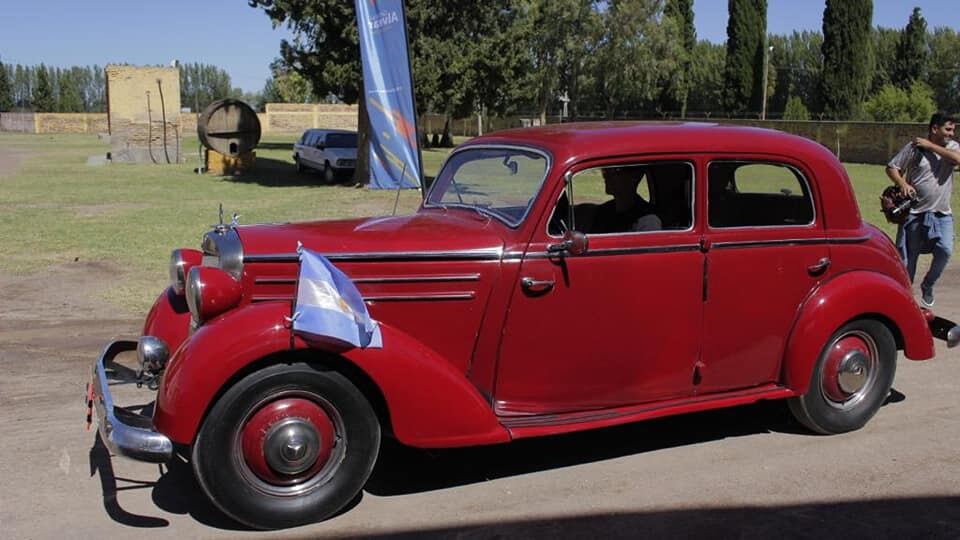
[
  {"left": 214, "top": 156, "right": 353, "bottom": 188},
  {"left": 308, "top": 496, "right": 960, "bottom": 540},
  {"left": 88, "top": 391, "right": 909, "bottom": 530}
]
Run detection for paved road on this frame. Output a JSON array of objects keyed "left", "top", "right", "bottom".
[{"left": 1, "top": 261, "right": 959, "bottom": 539}]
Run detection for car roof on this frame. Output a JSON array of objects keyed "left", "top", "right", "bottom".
[{"left": 466, "top": 121, "right": 835, "bottom": 167}]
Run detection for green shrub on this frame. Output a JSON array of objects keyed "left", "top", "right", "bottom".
[
  {"left": 863, "top": 82, "right": 937, "bottom": 122},
  {"left": 783, "top": 96, "right": 810, "bottom": 121}
]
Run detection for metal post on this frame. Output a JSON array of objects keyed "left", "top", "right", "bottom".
[{"left": 761, "top": 44, "right": 773, "bottom": 120}]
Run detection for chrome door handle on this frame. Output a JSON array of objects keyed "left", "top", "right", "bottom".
[
  {"left": 521, "top": 277, "right": 555, "bottom": 294},
  {"left": 807, "top": 257, "right": 831, "bottom": 276}
]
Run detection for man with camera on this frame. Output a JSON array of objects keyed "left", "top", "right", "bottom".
[{"left": 886, "top": 112, "right": 960, "bottom": 307}]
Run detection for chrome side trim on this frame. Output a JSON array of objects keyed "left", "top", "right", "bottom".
[
  {"left": 245, "top": 248, "right": 504, "bottom": 263},
  {"left": 523, "top": 243, "right": 701, "bottom": 259},
  {"left": 254, "top": 277, "right": 297, "bottom": 285},
  {"left": 91, "top": 340, "right": 173, "bottom": 463},
  {"left": 364, "top": 292, "right": 476, "bottom": 302},
  {"left": 712, "top": 236, "right": 869, "bottom": 250},
  {"left": 352, "top": 273, "right": 482, "bottom": 283}
]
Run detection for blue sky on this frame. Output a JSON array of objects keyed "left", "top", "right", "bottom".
[{"left": 0, "top": 1, "right": 954, "bottom": 93}]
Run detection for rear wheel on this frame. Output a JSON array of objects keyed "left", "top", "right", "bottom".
[
  {"left": 192, "top": 363, "right": 380, "bottom": 530},
  {"left": 295, "top": 156, "right": 304, "bottom": 173},
  {"left": 788, "top": 319, "right": 896, "bottom": 434}
]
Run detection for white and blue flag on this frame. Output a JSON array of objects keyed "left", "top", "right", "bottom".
[{"left": 292, "top": 247, "right": 383, "bottom": 349}]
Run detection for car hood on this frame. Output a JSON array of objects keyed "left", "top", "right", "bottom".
[{"left": 236, "top": 210, "right": 506, "bottom": 259}]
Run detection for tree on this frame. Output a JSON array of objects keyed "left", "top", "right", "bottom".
[
  {"left": 179, "top": 63, "right": 234, "bottom": 111},
  {"left": 767, "top": 31, "right": 822, "bottom": 117},
  {"left": 871, "top": 27, "right": 900, "bottom": 94},
  {"left": 819, "top": 0, "right": 872, "bottom": 119},
  {"left": 863, "top": 81, "right": 936, "bottom": 122},
  {"left": 660, "top": 0, "right": 696, "bottom": 116},
  {"left": 590, "top": 0, "right": 680, "bottom": 117},
  {"left": 722, "top": 0, "right": 767, "bottom": 115},
  {"left": 57, "top": 69, "right": 84, "bottom": 112},
  {"left": 927, "top": 27, "right": 960, "bottom": 114},
  {"left": 782, "top": 95, "right": 810, "bottom": 120},
  {"left": 33, "top": 64, "right": 55, "bottom": 112},
  {"left": 686, "top": 40, "right": 726, "bottom": 115},
  {"left": 892, "top": 7, "right": 928, "bottom": 89},
  {"left": 0, "top": 58, "right": 12, "bottom": 111}
]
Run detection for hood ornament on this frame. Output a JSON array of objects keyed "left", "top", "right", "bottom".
[{"left": 213, "top": 203, "right": 239, "bottom": 234}]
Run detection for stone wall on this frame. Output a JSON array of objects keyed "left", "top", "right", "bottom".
[
  {"left": 261, "top": 103, "right": 358, "bottom": 132},
  {"left": 36, "top": 113, "right": 108, "bottom": 134},
  {"left": 0, "top": 113, "right": 36, "bottom": 132}
]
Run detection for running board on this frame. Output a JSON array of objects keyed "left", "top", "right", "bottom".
[{"left": 501, "top": 384, "right": 797, "bottom": 440}]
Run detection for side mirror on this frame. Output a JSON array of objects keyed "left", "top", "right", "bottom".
[
  {"left": 547, "top": 230, "right": 588, "bottom": 256},
  {"left": 316, "top": 144, "right": 325, "bottom": 150}
]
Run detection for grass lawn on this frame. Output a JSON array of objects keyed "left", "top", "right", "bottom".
[{"left": 0, "top": 131, "right": 944, "bottom": 314}]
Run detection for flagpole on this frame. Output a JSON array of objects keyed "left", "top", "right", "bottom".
[{"left": 399, "top": 0, "right": 425, "bottom": 196}]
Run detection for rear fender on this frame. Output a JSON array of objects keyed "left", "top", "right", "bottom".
[
  {"left": 783, "top": 271, "right": 934, "bottom": 394},
  {"left": 153, "top": 302, "right": 508, "bottom": 448}
]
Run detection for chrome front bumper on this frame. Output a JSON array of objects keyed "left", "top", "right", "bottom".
[{"left": 90, "top": 340, "right": 173, "bottom": 463}]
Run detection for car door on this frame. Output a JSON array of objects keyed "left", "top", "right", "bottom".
[
  {"left": 494, "top": 160, "right": 704, "bottom": 416},
  {"left": 304, "top": 131, "right": 322, "bottom": 168},
  {"left": 698, "top": 158, "right": 830, "bottom": 394}
]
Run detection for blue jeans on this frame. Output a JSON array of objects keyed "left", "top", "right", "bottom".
[{"left": 896, "top": 212, "right": 954, "bottom": 291}]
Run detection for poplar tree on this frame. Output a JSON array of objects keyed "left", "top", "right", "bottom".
[
  {"left": 0, "top": 59, "right": 12, "bottom": 111},
  {"left": 722, "top": 0, "right": 767, "bottom": 115},
  {"left": 33, "top": 64, "right": 55, "bottom": 112},
  {"left": 892, "top": 7, "right": 928, "bottom": 88},
  {"left": 819, "top": 0, "right": 872, "bottom": 119}
]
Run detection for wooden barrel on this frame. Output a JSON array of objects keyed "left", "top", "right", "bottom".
[{"left": 197, "top": 99, "right": 261, "bottom": 156}]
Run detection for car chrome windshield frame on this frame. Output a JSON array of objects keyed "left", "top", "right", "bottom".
[{"left": 423, "top": 144, "right": 553, "bottom": 229}]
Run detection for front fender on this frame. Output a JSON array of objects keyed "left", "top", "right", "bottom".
[
  {"left": 783, "top": 270, "right": 934, "bottom": 394},
  {"left": 142, "top": 287, "right": 191, "bottom": 354},
  {"left": 153, "top": 302, "right": 509, "bottom": 448}
]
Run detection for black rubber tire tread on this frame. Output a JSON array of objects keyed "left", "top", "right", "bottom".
[
  {"left": 192, "top": 362, "right": 380, "bottom": 530},
  {"left": 295, "top": 156, "right": 305, "bottom": 173},
  {"left": 323, "top": 161, "right": 335, "bottom": 184},
  {"left": 788, "top": 319, "right": 897, "bottom": 435}
]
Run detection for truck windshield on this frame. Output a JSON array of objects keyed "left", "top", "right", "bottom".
[{"left": 425, "top": 146, "right": 550, "bottom": 227}]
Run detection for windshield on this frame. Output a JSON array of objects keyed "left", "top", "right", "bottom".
[
  {"left": 325, "top": 133, "right": 358, "bottom": 148},
  {"left": 425, "top": 146, "right": 551, "bottom": 227}
]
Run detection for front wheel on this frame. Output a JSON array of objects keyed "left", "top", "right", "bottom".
[
  {"left": 192, "top": 363, "right": 380, "bottom": 530},
  {"left": 788, "top": 319, "right": 897, "bottom": 434},
  {"left": 323, "top": 161, "right": 336, "bottom": 184}
]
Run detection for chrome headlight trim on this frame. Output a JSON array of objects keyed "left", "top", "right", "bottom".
[
  {"left": 201, "top": 226, "right": 244, "bottom": 280},
  {"left": 137, "top": 336, "right": 170, "bottom": 374},
  {"left": 169, "top": 249, "right": 188, "bottom": 294},
  {"left": 185, "top": 266, "right": 204, "bottom": 324}
]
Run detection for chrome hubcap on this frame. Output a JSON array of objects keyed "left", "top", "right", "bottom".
[
  {"left": 820, "top": 330, "right": 879, "bottom": 409},
  {"left": 264, "top": 419, "right": 321, "bottom": 476}
]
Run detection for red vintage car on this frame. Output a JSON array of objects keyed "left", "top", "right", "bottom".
[{"left": 90, "top": 122, "right": 958, "bottom": 529}]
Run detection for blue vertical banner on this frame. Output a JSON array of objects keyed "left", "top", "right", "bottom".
[{"left": 355, "top": 0, "right": 423, "bottom": 190}]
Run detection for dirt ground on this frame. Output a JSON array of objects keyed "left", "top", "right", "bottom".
[{"left": 1, "top": 149, "right": 960, "bottom": 539}]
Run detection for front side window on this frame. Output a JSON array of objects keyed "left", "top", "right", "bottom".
[
  {"left": 549, "top": 161, "right": 694, "bottom": 236},
  {"left": 708, "top": 162, "right": 814, "bottom": 228},
  {"left": 426, "top": 146, "right": 550, "bottom": 226}
]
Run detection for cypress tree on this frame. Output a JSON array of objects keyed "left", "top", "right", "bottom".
[
  {"left": 819, "top": 0, "right": 873, "bottom": 119},
  {"left": 662, "top": 0, "right": 696, "bottom": 116},
  {"left": 892, "top": 7, "right": 928, "bottom": 88},
  {"left": 0, "top": 59, "right": 13, "bottom": 111},
  {"left": 722, "top": 0, "right": 767, "bottom": 116},
  {"left": 33, "top": 64, "right": 55, "bottom": 112}
]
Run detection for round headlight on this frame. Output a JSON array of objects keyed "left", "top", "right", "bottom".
[
  {"left": 137, "top": 336, "right": 170, "bottom": 374},
  {"left": 185, "top": 266, "right": 243, "bottom": 324},
  {"left": 170, "top": 249, "right": 202, "bottom": 295}
]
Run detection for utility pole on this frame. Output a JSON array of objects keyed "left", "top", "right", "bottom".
[{"left": 761, "top": 44, "right": 773, "bottom": 120}]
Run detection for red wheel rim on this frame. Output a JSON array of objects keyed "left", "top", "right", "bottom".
[
  {"left": 239, "top": 396, "right": 337, "bottom": 487},
  {"left": 820, "top": 330, "right": 878, "bottom": 409}
]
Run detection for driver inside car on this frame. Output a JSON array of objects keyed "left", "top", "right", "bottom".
[{"left": 590, "top": 166, "right": 662, "bottom": 234}]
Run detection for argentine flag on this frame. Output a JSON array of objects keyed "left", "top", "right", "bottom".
[{"left": 293, "top": 247, "right": 383, "bottom": 349}]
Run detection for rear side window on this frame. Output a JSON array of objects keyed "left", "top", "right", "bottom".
[{"left": 708, "top": 162, "right": 814, "bottom": 228}]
